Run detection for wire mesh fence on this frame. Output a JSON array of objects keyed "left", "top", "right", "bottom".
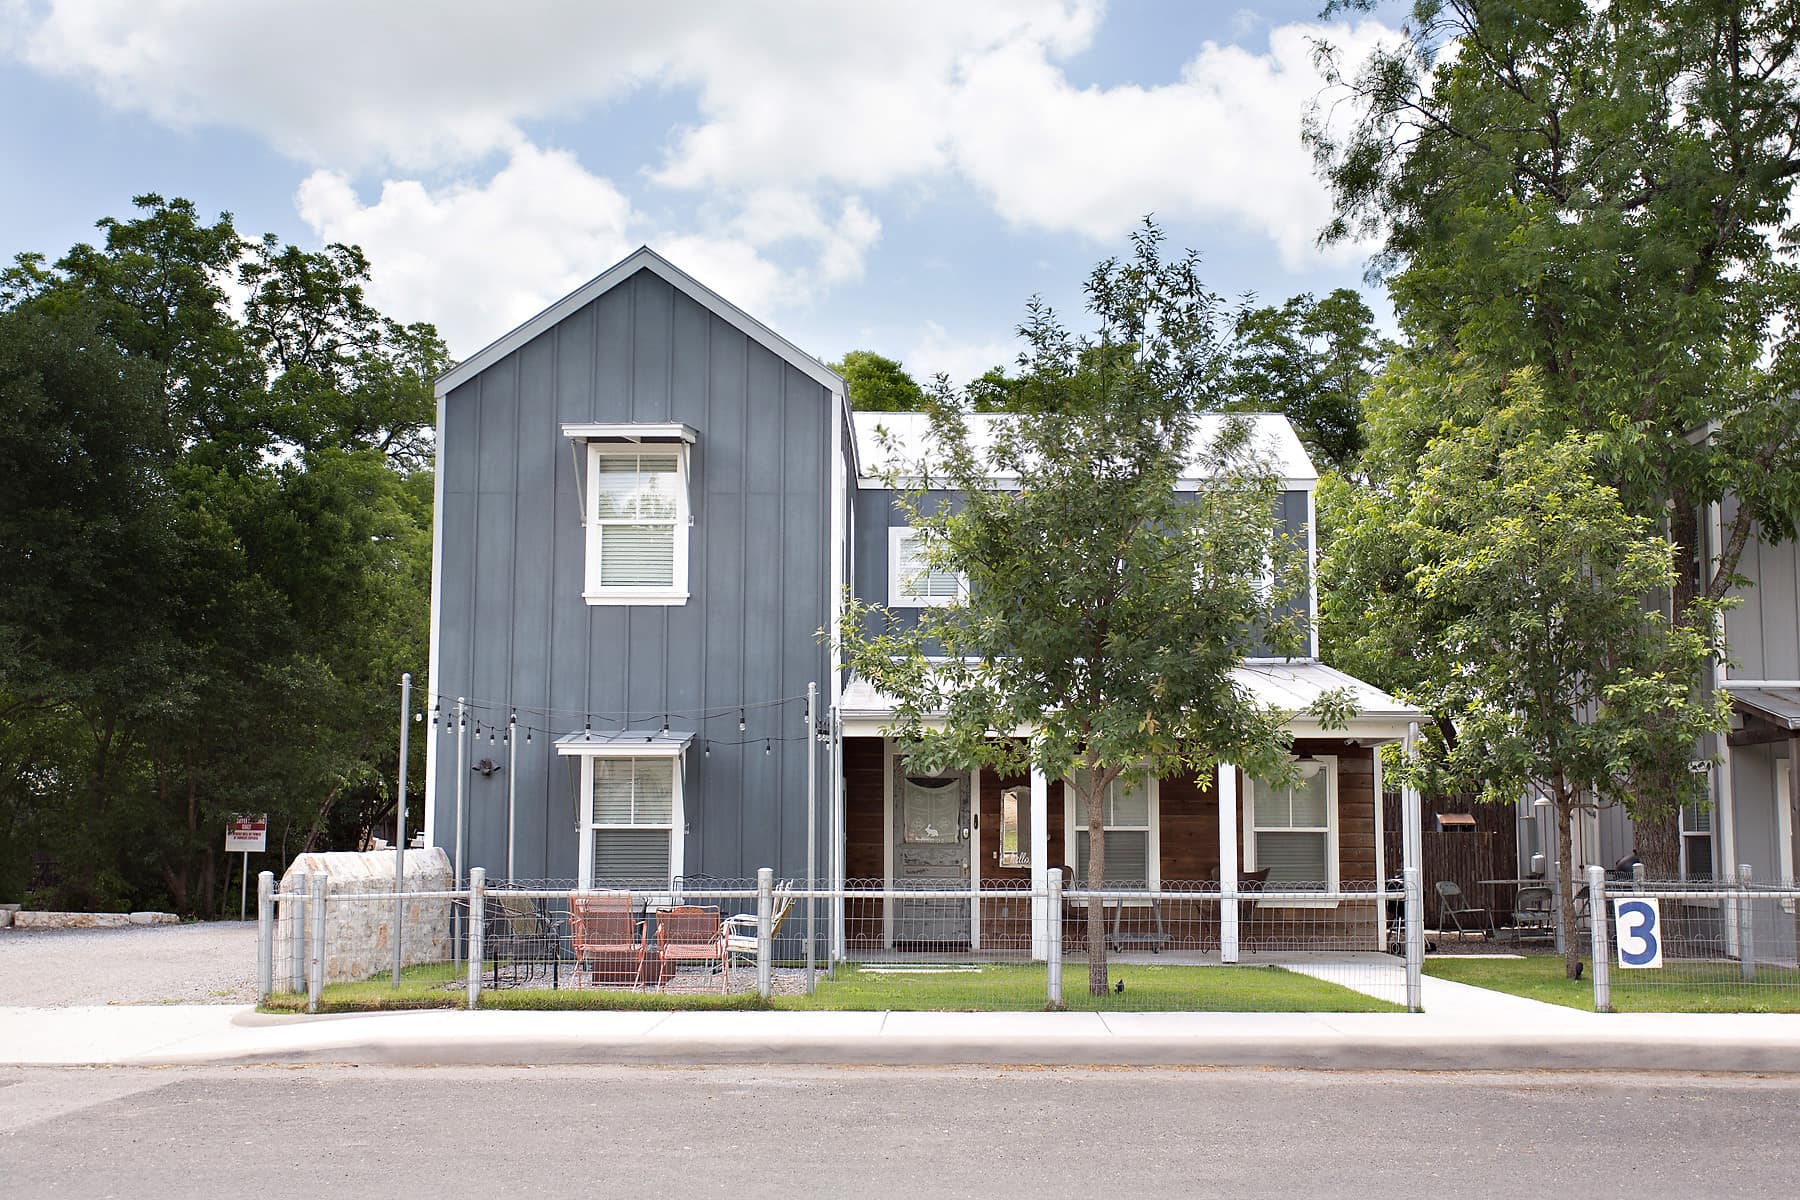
[
  {"left": 257, "top": 869, "right": 1425, "bottom": 1013},
  {"left": 1590, "top": 869, "right": 1800, "bottom": 1013}
]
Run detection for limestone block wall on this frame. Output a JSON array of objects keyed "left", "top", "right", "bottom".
[{"left": 277, "top": 848, "right": 453, "bottom": 985}]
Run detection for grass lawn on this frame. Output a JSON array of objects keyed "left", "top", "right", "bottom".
[
  {"left": 261, "top": 957, "right": 1396, "bottom": 1014},
  {"left": 260, "top": 961, "right": 1400, "bottom": 1014},
  {"left": 1424, "top": 955, "right": 1800, "bottom": 1013},
  {"left": 785, "top": 962, "right": 1402, "bottom": 1012}
]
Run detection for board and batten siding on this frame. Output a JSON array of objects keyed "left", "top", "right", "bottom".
[
  {"left": 430, "top": 267, "right": 835, "bottom": 884},
  {"left": 851, "top": 486, "right": 1313, "bottom": 648},
  {"left": 1720, "top": 495, "right": 1800, "bottom": 681}
]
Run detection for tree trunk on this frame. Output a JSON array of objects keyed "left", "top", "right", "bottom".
[
  {"left": 1082, "top": 768, "right": 1109, "bottom": 997},
  {"left": 1635, "top": 489, "right": 1701, "bottom": 878},
  {"left": 1635, "top": 810, "right": 1680, "bottom": 879},
  {"left": 1554, "top": 783, "right": 1581, "bottom": 979}
]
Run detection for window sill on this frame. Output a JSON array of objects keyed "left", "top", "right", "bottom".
[{"left": 583, "top": 591, "right": 689, "bottom": 606}]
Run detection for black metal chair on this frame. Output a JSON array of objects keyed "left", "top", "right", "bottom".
[
  {"left": 485, "top": 894, "right": 561, "bottom": 988},
  {"left": 1433, "top": 880, "right": 1495, "bottom": 939}
]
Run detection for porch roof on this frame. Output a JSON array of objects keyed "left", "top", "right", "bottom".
[
  {"left": 1727, "top": 685, "right": 1800, "bottom": 731},
  {"left": 553, "top": 729, "right": 695, "bottom": 757},
  {"left": 838, "top": 659, "right": 1424, "bottom": 740}
]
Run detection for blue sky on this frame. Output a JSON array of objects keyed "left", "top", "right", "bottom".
[{"left": 0, "top": 1, "right": 1402, "bottom": 382}]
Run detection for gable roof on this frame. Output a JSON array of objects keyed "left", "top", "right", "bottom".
[{"left": 435, "top": 245, "right": 847, "bottom": 398}]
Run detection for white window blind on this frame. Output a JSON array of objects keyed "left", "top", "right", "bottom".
[
  {"left": 890, "top": 528, "right": 961, "bottom": 605},
  {"left": 1250, "top": 766, "right": 1331, "bottom": 886},
  {"left": 591, "top": 759, "right": 674, "bottom": 884},
  {"left": 593, "top": 453, "right": 680, "bottom": 589},
  {"left": 1073, "top": 775, "right": 1152, "bottom": 886}
]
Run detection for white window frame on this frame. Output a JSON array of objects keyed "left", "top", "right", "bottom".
[
  {"left": 576, "top": 755, "right": 685, "bottom": 890},
  {"left": 1679, "top": 799, "right": 1715, "bottom": 883},
  {"left": 888, "top": 526, "right": 965, "bottom": 608},
  {"left": 582, "top": 442, "right": 690, "bottom": 605},
  {"left": 1063, "top": 771, "right": 1161, "bottom": 900},
  {"left": 1244, "top": 755, "right": 1339, "bottom": 903}
]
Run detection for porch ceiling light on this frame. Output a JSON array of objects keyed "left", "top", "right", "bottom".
[{"left": 1294, "top": 752, "right": 1324, "bottom": 780}]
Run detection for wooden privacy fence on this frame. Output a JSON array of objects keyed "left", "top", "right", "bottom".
[{"left": 1382, "top": 793, "right": 1518, "bottom": 928}]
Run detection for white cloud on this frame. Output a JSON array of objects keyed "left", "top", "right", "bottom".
[
  {"left": 8, "top": 1, "right": 1397, "bottom": 282},
  {"left": 6, "top": 0, "right": 1100, "bottom": 174},
  {"left": 906, "top": 321, "right": 1019, "bottom": 389},
  {"left": 945, "top": 21, "right": 1397, "bottom": 267},
  {"left": 296, "top": 147, "right": 881, "bottom": 358}
]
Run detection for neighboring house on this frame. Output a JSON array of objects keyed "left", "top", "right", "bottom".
[
  {"left": 424, "top": 246, "right": 1425, "bottom": 961},
  {"left": 1516, "top": 479, "right": 1800, "bottom": 959}
]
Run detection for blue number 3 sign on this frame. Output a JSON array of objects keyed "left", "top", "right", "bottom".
[{"left": 1613, "top": 898, "right": 1663, "bottom": 969}]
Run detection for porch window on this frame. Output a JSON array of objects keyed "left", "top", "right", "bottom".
[
  {"left": 1246, "top": 757, "right": 1338, "bottom": 889},
  {"left": 1071, "top": 774, "right": 1155, "bottom": 887},
  {"left": 591, "top": 759, "right": 677, "bottom": 884},
  {"left": 889, "top": 527, "right": 963, "bottom": 607},
  {"left": 584, "top": 444, "right": 689, "bottom": 604}
]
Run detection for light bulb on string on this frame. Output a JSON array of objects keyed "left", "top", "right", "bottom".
[
  {"left": 660, "top": 715, "right": 670, "bottom": 737},
  {"left": 764, "top": 739, "right": 772, "bottom": 756},
  {"left": 738, "top": 709, "right": 747, "bottom": 733}
]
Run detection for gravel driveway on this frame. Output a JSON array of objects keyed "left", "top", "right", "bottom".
[{"left": 0, "top": 923, "right": 257, "bottom": 1006}]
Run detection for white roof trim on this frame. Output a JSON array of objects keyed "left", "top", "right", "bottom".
[
  {"left": 554, "top": 730, "right": 695, "bottom": 758},
  {"left": 560, "top": 422, "right": 698, "bottom": 444},
  {"left": 437, "top": 245, "right": 846, "bottom": 397}
]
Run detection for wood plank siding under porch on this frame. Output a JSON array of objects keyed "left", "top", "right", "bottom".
[{"left": 842, "top": 736, "right": 1385, "bottom": 957}]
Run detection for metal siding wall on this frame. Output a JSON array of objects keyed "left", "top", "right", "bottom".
[{"left": 432, "top": 268, "right": 832, "bottom": 884}]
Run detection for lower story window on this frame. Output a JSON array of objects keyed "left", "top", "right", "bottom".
[
  {"left": 1070, "top": 773, "right": 1155, "bottom": 887},
  {"left": 586, "top": 758, "right": 679, "bottom": 886},
  {"left": 1680, "top": 801, "right": 1713, "bottom": 882},
  {"left": 1247, "top": 757, "right": 1337, "bottom": 889}
]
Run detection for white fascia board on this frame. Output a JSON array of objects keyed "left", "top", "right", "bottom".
[
  {"left": 854, "top": 473, "right": 1316, "bottom": 491},
  {"left": 437, "top": 246, "right": 846, "bottom": 397},
  {"left": 561, "top": 422, "right": 698, "bottom": 444},
  {"left": 423, "top": 389, "right": 446, "bottom": 851}
]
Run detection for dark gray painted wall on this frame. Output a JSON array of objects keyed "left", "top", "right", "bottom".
[
  {"left": 431, "top": 267, "right": 835, "bottom": 884},
  {"left": 851, "top": 486, "right": 1314, "bottom": 652}
]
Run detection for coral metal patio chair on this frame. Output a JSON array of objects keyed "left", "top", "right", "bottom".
[
  {"left": 654, "top": 905, "right": 730, "bottom": 993},
  {"left": 569, "top": 892, "right": 649, "bottom": 988}
]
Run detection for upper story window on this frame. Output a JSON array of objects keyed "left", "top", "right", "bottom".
[
  {"left": 577, "top": 436, "right": 691, "bottom": 606},
  {"left": 889, "top": 527, "right": 964, "bottom": 607}
]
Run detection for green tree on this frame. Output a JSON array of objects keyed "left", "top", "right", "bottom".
[
  {"left": 0, "top": 195, "right": 443, "bottom": 913},
  {"left": 1227, "top": 288, "right": 1384, "bottom": 471},
  {"left": 1310, "top": 0, "right": 1800, "bottom": 870},
  {"left": 1328, "top": 374, "right": 1728, "bottom": 975},
  {"left": 839, "top": 224, "right": 1351, "bottom": 996},
  {"left": 830, "top": 349, "right": 926, "bottom": 411}
]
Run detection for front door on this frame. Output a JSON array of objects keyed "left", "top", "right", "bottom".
[{"left": 893, "top": 759, "right": 971, "bottom": 946}]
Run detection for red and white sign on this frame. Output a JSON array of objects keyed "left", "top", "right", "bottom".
[{"left": 225, "top": 815, "right": 268, "bottom": 854}]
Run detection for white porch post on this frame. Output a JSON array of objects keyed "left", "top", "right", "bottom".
[
  {"left": 1373, "top": 743, "right": 1388, "bottom": 949},
  {"left": 1030, "top": 764, "right": 1051, "bottom": 961},
  {"left": 1219, "top": 763, "right": 1239, "bottom": 964},
  {"left": 575, "top": 755, "right": 595, "bottom": 889},
  {"left": 1401, "top": 722, "right": 1424, "bottom": 967}
]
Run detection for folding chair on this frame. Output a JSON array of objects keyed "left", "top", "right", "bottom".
[{"left": 1433, "top": 881, "right": 1495, "bottom": 939}]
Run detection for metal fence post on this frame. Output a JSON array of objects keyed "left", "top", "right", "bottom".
[
  {"left": 307, "top": 872, "right": 328, "bottom": 1014},
  {"left": 256, "top": 871, "right": 275, "bottom": 1004},
  {"left": 1739, "top": 863, "right": 1756, "bottom": 982},
  {"left": 464, "top": 867, "right": 486, "bottom": 1007},
  {"left": 805, "top": 681, "right": 816, "bottom": 996},
  {"left": 288, "top": 873, "right": 307, "bottom": 994},
  {"left": 757, "top": 867, "right": 774, "bottom": 1001},
  {"left": 1403, "top": 865, "right": 1423, "bottom": 1012},
  {"left": 1587, "top": 864, "right": 1611, "bottom": 1012},
  {"left": 1046, "top": 872, "right": 1063, "bottom": 1009}
]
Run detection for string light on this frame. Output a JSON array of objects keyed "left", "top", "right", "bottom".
[
  {"left": 764, "top": 739, "right": 772, "bottom": 756},
  {"left": 703, "top": 742, "right": 711, "bottom": 759},
  {"left": 738, "top": 709, "right": 747, "bottom": 732},
  {"left": 660, "top": 714, "right": 670, "bottom": 737}
]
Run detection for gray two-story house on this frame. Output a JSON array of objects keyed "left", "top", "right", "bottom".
[{"left": 425, "top": 246, "right": 1425, "bottom": 961}]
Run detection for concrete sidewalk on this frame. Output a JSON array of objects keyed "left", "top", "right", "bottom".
[{"left": 3, "top": 993, "right": 1798, "bottom": 1072}]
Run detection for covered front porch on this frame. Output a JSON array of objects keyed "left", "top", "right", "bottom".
[{"left": 834, "top": 661, "right": 1428, "bottom": 963}]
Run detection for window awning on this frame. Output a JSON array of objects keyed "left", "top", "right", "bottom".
[
  {"left": 1727, "top": 685, "right": 1800, "bottom": 731},
  {"left": 554, "top": 730, "right": 695, "bottom": 758},
  {"left": 560, "top": 422, "right": 697, "bottom": 445}
]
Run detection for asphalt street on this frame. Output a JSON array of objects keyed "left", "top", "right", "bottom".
[{"left": 1, "top": 1064, "right": 1793, "bottom": 1199}]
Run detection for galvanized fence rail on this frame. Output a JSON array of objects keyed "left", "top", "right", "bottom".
[
  {"left": 1583, "top": 864, "right": 1800, "bottom": 1013},
  {"left": 258, "top": 868, "right": 1428, "bottom": 1013}
]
